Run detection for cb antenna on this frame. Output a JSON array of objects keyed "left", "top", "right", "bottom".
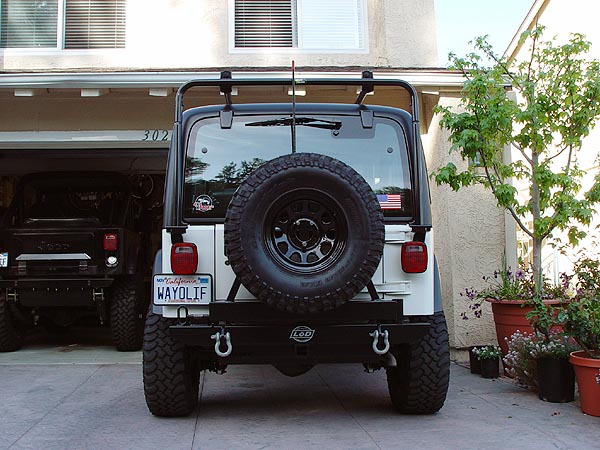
[{"left": 291, "top": 60, "right": 297, "bottom": 154}]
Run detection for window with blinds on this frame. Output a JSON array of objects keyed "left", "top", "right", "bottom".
[
  {"left": 0, "top": 0, "right": 59, "bottom": 48},
  {"left": 233, "top": 0, "right": 365, "bottom": 50},
  {"left": 235, "top": 0, "right": 294, "bottom": 48},
  {"left": 64, "top": 0, "right": 126, "bottom": 49},
  {"left": 0, "top": 0, "right": 126, "bottom": 49}
]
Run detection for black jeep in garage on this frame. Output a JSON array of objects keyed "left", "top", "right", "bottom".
[{"left": 0, "top": 172, "right": 153, "bottom": 351}]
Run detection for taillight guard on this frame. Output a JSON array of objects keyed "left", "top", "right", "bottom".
[{"left": 401, "top": 241, "right": 428, "bottom": 273}]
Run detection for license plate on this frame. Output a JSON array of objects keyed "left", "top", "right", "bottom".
[
  {"left": 0, "top": 253, "right": 7, "bottom": 268},
  {"left": 153, "top": 274, "right": 212, "bottom": 305}
]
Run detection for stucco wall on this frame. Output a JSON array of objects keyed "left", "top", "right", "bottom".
[
  {"left": 0, "top": 0, "right": 438, "bottom": 71},
  {"left": 425, "top": 94, "right": 504, "bottom": 349}
]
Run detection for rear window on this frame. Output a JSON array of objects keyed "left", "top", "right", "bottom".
[
  {"left": 16, "top": 177, "right": 130, "bottom": 226},
  {"left": 183, "top": 114, "right": 412, "bottom": 221}
]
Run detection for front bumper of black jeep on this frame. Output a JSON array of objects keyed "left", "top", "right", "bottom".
[{"left": 168, "top": 300, "right": 430, "bottom": 364}]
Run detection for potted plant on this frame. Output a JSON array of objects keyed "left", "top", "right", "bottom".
[
  {"left": 504, "top": 330, "right": 578, "bottom": 402},
  {"left": 531, "top": 331, "right": 579, "bottom": 403},
  {"left": 472, "top": 345, "right": 502, "bottom": 379},
  {"left": 461, "top": 267, "right": 569, "bottom": 356},
  {"left": 468, "top": 346, "right": 482, "bottom": 374},
  {"left": 559, "top": 255, "right": 600, "bottom": 416}
]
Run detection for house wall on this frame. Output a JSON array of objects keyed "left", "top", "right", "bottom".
[
  {"left": 0, "top": 0, "right": 438, "bottom": 71},
  {"left": 425, "top": 94, "right": 503, "bottom": 349}
]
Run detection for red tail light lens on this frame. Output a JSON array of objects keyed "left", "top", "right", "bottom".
[
  {"left": 103, "top": 233, "right": 118, "bottom": 251},
  {"left": 171, "top": 243, "right": 198, "bottom": 275},
  {"left": 401, "top": 241, "right": 428, "bottom": 273}
]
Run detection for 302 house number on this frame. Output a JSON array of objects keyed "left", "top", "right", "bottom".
[{"left": 142, "top": 129, "right": 170, "bottom": 141}]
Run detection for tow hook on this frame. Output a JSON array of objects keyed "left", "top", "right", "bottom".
[
  {"left": 369, "top": 325, "right": 390, "bottom": 355},
  {"left": 211, "top": 327, "right": 233, "bottom": 358}
]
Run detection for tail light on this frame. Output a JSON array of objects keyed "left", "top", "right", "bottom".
[
  {"left": 103, "top": 233, "right": 118, "bottom": 251},
  {"left": 401, "top": 241, "right": 428, "bottom": 273},
  {"left": 171, "top": 243, "right": 198, "bottom": 275}
]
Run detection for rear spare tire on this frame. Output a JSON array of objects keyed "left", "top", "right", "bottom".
[{"left": 225, "top": 153, "right": 384, "bottom": 314}]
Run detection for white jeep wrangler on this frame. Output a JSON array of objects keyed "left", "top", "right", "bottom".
[{"left": 143, "top": 71, "right": 450, "bottom": 417}]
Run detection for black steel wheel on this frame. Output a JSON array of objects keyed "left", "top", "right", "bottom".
[
  {"left": 265, "top": 190, "right": 347, "bottom": 273},
  {"left": 225, "top": 153, "right": 384, "bottom": 314}
]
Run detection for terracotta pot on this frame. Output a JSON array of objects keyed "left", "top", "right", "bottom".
[
  {"left": 536, "top": 357, "right": 575, "bottom": 403},
  {"left": 479, "top": 357, "right": 500, "bottom": 379},
  {"left": 569, "top": 350, "right": 600, "bottom": 416},
  {"left": 487, "top": 299, "right": 564, "bottom": 356}
]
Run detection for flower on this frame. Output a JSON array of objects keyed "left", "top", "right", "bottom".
[
  {"left": 460, "top": 267, "right": 572, "bottom": 320},
  {"left": 503, "top": 330, "right": 580, "bottom": 391},
  {"left": 472, "top": 344, "right": 502, "bottom": 360}
]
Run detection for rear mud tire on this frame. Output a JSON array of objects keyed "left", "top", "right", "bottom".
[
  {"left": 110, "top": 278, "right": 144, "bottom": 351},
  {"left": 0, "top": 291, "right": 24, "bottom": 352},
  {"left": 143, "top": 309, "right": 200, "bottom": 417},
  {"left": 386, "top": 311, "right": 450, "bottom": 414},
  {"left": 225, "top": 153, "right": 384, "bottom": 314}
]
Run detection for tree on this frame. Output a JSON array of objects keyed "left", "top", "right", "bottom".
[{"left": 434, "top": 26, "right": 600, "bottom": 294}]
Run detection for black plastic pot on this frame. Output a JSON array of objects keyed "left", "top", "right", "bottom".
[
  {"left": 479, "top": 357, "right": 500, "bottom": 379},
  {"left": 469, "top": 346, "right": 482, "bottom": 374},
  {"left": 536, "top": 357, "right": 575, "bottom": 403}
]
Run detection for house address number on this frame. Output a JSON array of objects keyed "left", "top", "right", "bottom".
[{"left": 142, "top": 129, "right": 170, "bottom": 141}]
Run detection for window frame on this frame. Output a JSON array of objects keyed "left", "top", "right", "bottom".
[
  {"left": 228, "top": 0, "right": 369, "bottom": 54},
  {"left": 0, "top": 0, "right": 126, "bottom": 53}
]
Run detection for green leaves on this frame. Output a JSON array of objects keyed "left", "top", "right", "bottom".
[{"left": 434, "top": 25, "right": 600, "bottom": 292}]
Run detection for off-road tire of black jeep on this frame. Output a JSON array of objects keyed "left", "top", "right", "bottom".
[
  {"left": 110, "top": 277, "right": 144, "bottom": 351},
  {"left": 225, "top": 153, "right": 384, "bottom": 314},
  {"left": 386, "top": 311, "right": 450, "bottom": 414},
  {"left": 143, "top": 308, "right": 200, "bottom": 417},
  {"left": 0, "top": 291, "right": 24, "bottom": 352}
]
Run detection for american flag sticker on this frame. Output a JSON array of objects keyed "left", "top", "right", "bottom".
[{"left": 377, "top": 194, "right": 402, "bottom": 210}]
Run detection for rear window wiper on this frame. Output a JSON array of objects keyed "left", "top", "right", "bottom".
[{"left": 245, "top": 117, "right": 342, "bottom": 130}]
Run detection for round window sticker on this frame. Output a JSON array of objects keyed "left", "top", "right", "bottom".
[{"left": 193, "top": 195, "right": 214, "bottom": 213}]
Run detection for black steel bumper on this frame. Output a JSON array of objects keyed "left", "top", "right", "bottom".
[
  {"left": 0, "top": 278, "right": 114, "bottom": 307},
  {"left": 169, "top": 300, "right": 430, "bottom": 364}
]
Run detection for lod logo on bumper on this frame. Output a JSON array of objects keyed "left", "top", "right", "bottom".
[{"left": 290, "top": 326, "right": 315, "bottom": 343}]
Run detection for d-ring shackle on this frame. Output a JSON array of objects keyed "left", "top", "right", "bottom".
[
  {"left": 211, "top": 329, "right": 233, "bottom": 357},
  {"left": 369, "top": 328, "right": 390, "bottom": 355}
]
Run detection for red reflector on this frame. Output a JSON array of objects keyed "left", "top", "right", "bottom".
[
  {"left": 171, "top": 243, "right": 198, "bottom": 275},
  {"left": 401, "top": 241, "right": 428, "bottom": 273},
  {"left": 103, "top": 233, "right": 118, "bottom": 251}
]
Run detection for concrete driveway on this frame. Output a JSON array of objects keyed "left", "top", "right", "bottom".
[{"left": 0, "top": 329, "right": 598, "bottom": 450}]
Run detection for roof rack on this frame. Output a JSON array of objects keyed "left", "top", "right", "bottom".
[{"left": 174, "top": 70, "right": 420, "bottom": 124}]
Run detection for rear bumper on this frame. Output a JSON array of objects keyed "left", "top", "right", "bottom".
[
  {"left": 168, "top": 300, "right": 430, "bottom": 364},
  {"left": 0, "top": 278, "right": 114, "bottom": 289},
  {"left": 0, "top": 278, "right": 114, "bottom": 307},
  {"left": 170, "top": 322, "right": 429, "bottom": 364}
]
